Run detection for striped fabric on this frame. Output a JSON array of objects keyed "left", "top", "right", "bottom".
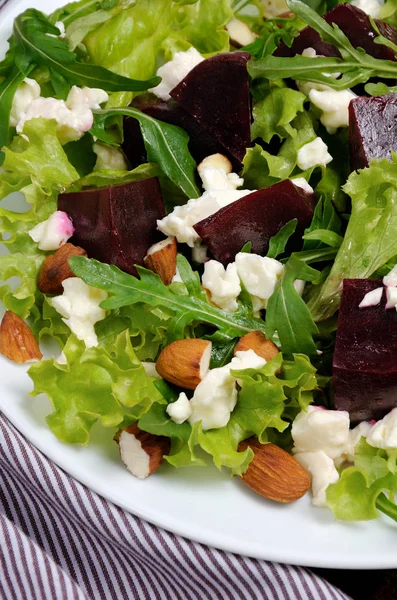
[{"left": 0, "top": 415, "right": 351, "bottom": 600}]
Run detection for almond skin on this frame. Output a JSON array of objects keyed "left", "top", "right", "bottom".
[
  {"left": 38, "top": 243, "right": 87, "bottom": 295},
  {"left": 238, "top": 439, "right": 310, "bottom": 503},
  {"left": 144, "top": 237, "right": 177, "bottom": 286},
  {"left": 0, "top": 311, "right": 43, "bottom": 363},
  {"left": 156, "top": 339, "right": 212, "bottom": 390},
  {"left": 116, "top": 423, "right": 171, "bottom": 479},
  {"left": 235, "top": 331, "right": 279, "bottom": 362}
]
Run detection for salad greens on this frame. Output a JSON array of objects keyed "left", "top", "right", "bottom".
[{"left": 3, "top": 0, "right": 397, "bottom": 526}]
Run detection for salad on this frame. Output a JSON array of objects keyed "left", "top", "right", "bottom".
[{"left": 2, "top": 0, "right": 397, "bottom": 526}]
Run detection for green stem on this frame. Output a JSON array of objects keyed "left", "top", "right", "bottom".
[{"left": 376, "top": 493, "right": 397, "bottom": 523}]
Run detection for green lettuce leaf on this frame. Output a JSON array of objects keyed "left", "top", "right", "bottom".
[
  {"left": 28, "top": 330, "right": 163, "bottom": 444},
  {"left": 252, "top": 87, "right": 306, "bottom": 143},
  {"left": 308, "top": 156, "right": 397, "bottom": 321}
]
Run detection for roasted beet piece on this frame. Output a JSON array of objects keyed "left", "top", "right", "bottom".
[
  {"left": 194, "top": 180, "right": 315, "bottom": 265},
  {"left": 333, "top": 279, "right": 397, "bottom": 422},
  {"left": 170, "top": 52, "right": 251, "bottom": 163},
  {"left": 122, "top": 94, "right": 236, "bottom": 169},
  {"left": 58, "top": 178, "right": 165, "bottom": 276},
  {"left": 276, "top": 3, "right": 397, "bottom": 62},
  {"left": 349, "top": 94, "right": 397, "bottom": 171}
]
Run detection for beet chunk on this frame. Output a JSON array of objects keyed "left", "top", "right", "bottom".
[
  {"left": 333, "top": 279, "right": 397, "bottom": 422},
  {"left": 349, "top": 94, "right": 397, "bottom": 171},
  {"left": 170, "top": 52, "right": 251, "bottom": 163},
  {"left": 194, "top": 180, "right": 315, "bottom": 265},
  {"left": 58, "top": 178, "right": 165, "bottom": 276},
  {"left": 122, "top": 94, "right": 236, "bottom": 170},
  {"left": 276, "top": 4, "right": 397, "bottom": 61}
]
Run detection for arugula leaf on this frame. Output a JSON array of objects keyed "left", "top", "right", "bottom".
[
  {"left": 266, "top": 254, "right": 319, "bottom": 356},
  {"left": 13, "top": 9, "right": 160, "bottom": 91},
  {"left": 308, "top": 155, "right": 397, "bottom": 321},
  {"left": 267, "top": 219, "right": 297, "bottom": 259},
  {"left": 303, "top": 229, "right": 343, "bottom": 248},
  {"left": 242, "top": 16, "right": 300, "bottom": 58},
  {"left": 91, "top": 108, "right": 200, "bottom": 199},
  {"left": 69, "top": 254, "right": 267, "bottom": 341}
]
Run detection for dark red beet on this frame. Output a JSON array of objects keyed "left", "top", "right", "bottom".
[
  {"left": 349, "top": 94, "right": 397, "bottom": 171},
  {"left": 276, "top": 4, "right": 397, "bottom": 62},
  {"left": 194, "top": 180, "right": 315, "bottom": 265},
  {"left": 122, "top": 94, "right": 237, "bottom": 170},
  {"left": 58, "top": 178, "right": 165, "bottom": 276},
  {"left": 333, "top": 279, "right": 397, "bottom": 422},
  {"left": 170, "top": 52, "right": 251, "bottom": 163}
]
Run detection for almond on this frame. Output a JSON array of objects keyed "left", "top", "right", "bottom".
[
  {"left": 156, "top": 339, "right": 212, "bottom": 390},
  {"left": 38, "top": 243, "right": 87, "bottom": 295},
  {"left": 226, "top": 17, "right": 256, "bottom": 47},
  {"left": 235, "top": 331, "right": 279, "bottom": 362},
  {"left": 0, "top": 311, "right": 43, "bottom": 363},
  {"left": 197, "top": 153, "right": 232, "bottom": 176},
  {"left": 144, "top": 237, "right": 177, "bottom": 285},
  {"left": 116, "top": 423, "right": 171, "bottom": 479},
  {"left": 238, "top": 439, "right": 310, "bottom": 503}
]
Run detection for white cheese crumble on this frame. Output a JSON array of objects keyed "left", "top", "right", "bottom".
[
  {"left": 10, "top": 78, "right": 41, "bottom": 127},
  {"left": 235, "top": 252, "right": 284, "bottom": 313},
  {"left": 351, "top": 0, "right": 382, "bottom": 18},
  {"left": 358, "top": 287, "right": 383, "bottom": 308},
  {"left": 386, "top": 286, "right": 397, "bottom": 309},
  {"left": 367, "top": 408, "right": 397, "bottom": 450},
  {"left": 297, "top": 137, "right": 333, "bottom": 171},
  {"left": 16, "top": 86, "right": 108, "bottom": 144},
  {"left": 192, "top": 243, "right": 208, "bottom": 264},
  {"left": 291, "top": 177, "right": 314, "bottom": 195},
  {"left": 93, "top": 142, "right": 128, "bottom": 171},
  {"left": 166, "top": 392, "right": 193, "bottom": 424},
  {"left": 292, "top": 406, "right": 350, "bottom": 461},
  {"left": 150, "top": 48, "right": 204, "bottom": 101},
  {"left": 202, "top": 260, "right": 241, "bottom": 312},
  {"left": 52, "top": 278, "right": 108, "bottom": 348},
  {"left": 295, "top": 451, "right": 340, "bottom": 507},
  {"left": 344, "top": 421, "right": 373, "bottom": 463},
  {"left": 29, "top": 211, "right": 74, "bottom": 251},
  {"left": 55, "top": 21, "right": 66, "bottom": 38},
  {"left": 309, "top": 88, "right": 356, "bottom": 134}
]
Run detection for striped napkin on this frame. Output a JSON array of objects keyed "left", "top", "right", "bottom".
[{"left": 0, "top": 414, "right": 350, "bottom": 600}]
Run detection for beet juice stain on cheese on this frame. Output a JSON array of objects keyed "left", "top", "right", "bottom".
[{"left": 3, "top": 0, "right": 397, "bottom": 522}]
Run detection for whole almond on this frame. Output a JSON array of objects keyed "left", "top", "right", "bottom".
[
  {"left": 38, "top": 243, "right": 87, "bottom": 294},
  {"left": 0, "top": 311, "right": 43, "bottom": 363},
  {"left": 235, "top": 331, "right": 279, "bottom": 362},
  {"left": 238, "top": 439, "right": 310, "bottom": 503},
  {"left": 144, "top": 237, "right": 177, "bottom": 285},
  {"left": 156, "top": 339, "right": 212, "bottom": 389}
]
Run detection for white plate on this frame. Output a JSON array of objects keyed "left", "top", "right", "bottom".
[{"left": 2, "top": 0, "right": 397, "bottom": 569}]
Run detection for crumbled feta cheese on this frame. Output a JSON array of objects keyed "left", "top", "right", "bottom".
[
  {"left": 226, "top": 17, "right": 256, "bottom": 46},
  {"left": 202, "top": 260, "right": 241, "bottom": 312},
  {"left": 301, "top": 47, "right": 317, "bottom": 59},
  {"left": 309, "top": 88, "right": 356, "bottom": 133},
  {"left": 166, "top": 392, "right": 193, "bottom": 424},
  {"left": 157, "top": 188, "right": 252, "bottom": 246},
  {"left": 292, "top": 405, "right": 350, "bottom": 461},
  {"left": 292, "top": 178, "right": 314, "bottom": 195},
  {"left": 359, "top": 287, "right": 383, "bottom": 308},
  {"left": 142, "top": 362, "right": 161, "bottom": 379},
  {"left": 344, "top": 421, "right": 373, "bottom": 462},
  {"left": 93, "top": 142, "right": 128, "bottom": 171},
  {"left": 150, "top": 48, "right": 204, "bottom": 101},
  {"left": 230, "top": 349, "right": 267, "bottom": 371},
  {"left": 367, "top": 408, "right": 397, "bottom": 450},
  {"left": 29, "top": 211, "right": 74, "bottom": 251},
  {"left": 386, "top": 286, "right": 397, "bottom": 309},
  {"left": 192, "top": 243, "right": 208, "bottom": 264},
  {"left": 235, "top": 253, "right": 284, "bottom": 313},
  {"left": 383, "top": 265, "right": 397, "bottom": 287},
  {"left": 297, "top": 137, "right": 333, "bottom": 171},
  {"left": 293, "top": 279, "right": 306, "bottom": 296},
  {"left": 351, "top": 0, "right": 382, "bottom": 17},
  {"left": 188, "top": 366, "right": 238, "bottom": 430},
  {"left": 295, "top": 451, "right": 340, "bottom": 507},
  {"left": 52, "top": 278, "right": 107, "bottom": 348},
  {"left": 296, "top": 48, "right": 341, "bottom": 96},
  {"left": 55, "top": 21, "right": 66, "bottom": 38},
  {"left": 17, "top": 86, "right": 108, "bottom": 144},
  {"left": 10, "top": 78, "right": 41, "bottom": 127}
]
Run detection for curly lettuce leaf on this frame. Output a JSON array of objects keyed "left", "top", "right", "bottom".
[
  {"left": 308, "top": 155, "right": 397, "bottom": 321},
  {"left": 28, "top": 330, "right": 163, "bottom": 444},
  {"left": 252, "top": 87, "right": 306, "bottom": 144}
]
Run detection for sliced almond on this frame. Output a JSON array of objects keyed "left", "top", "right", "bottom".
[
  {"left": 235, "top": 331, "right": 279, "bottom": 362},
  {"left": 116, "top": 423, "right": 171, "bottom": 479},
  {"left": 197, "top": 153, "right": 232, "bottom": 176},
  {"left": 238, "top": 439, "right": 310, "bottom": 503},
  {"left": 144, "top": 237, "right": 177, "bottom": 286},
  {"left": 0, "top": 311, "right": 43, "bottom": 364},
  {"left": 38, "top": 243, "right": 87, "bottom": 295},
  {"left": 156, "top": 339, "right": 212, "bottom": 390},
  {"left": 226, "top": 17, "right": 257, "bottom": 47}
]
